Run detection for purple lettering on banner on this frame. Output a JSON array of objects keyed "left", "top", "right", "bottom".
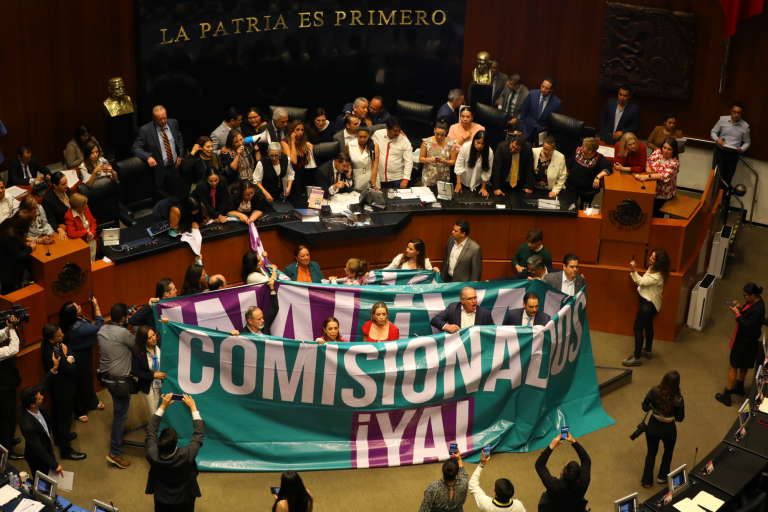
[
  {"left": 274, "top": 283, "right": 362, "bottom": 342},
  {"left": 350, "top": 398, "right": 474, "bottom": 468},
  {"left": 157, "top": 284, "right": 272, "bottom": 331}
]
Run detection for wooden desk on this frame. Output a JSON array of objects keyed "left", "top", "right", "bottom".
[
  {"left": 661, "top": 194, "right": 699, "bottom": 219},
  {"left": 30, "top": 237, "right": 92, "bottom": 314},
  {"left": 599, "top": 172, "right": 656, "bottom": 266}
]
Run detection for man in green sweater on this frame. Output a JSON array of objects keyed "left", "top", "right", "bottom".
[{"left": 512, "top": 228, "right": 552, "bottom": 272}]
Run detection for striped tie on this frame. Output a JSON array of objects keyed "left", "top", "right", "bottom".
[{"left": 162, "top": 128, "right": 174, "bottom": 166}]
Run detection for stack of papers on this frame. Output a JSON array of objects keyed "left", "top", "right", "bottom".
[
  {"left": 673, "top": 498, "right": 704, "bottom": 512},
  {"left": 4, "top": 186, "right": 27, "bottom": 199},
  {"left": 692, "top": 491, "right": 724, "bottom": 511},
  {"left": 0, "top": 485, "right": 20, "bottom": 506},
  {"left": 48, "top": 470, "right": 74, "bottom": 492},
  {"left": 411, "top": 187, "right": 432, "bottom": 196},
  {"left": 61, "top": 169, "right": 80, "bottom": 186},
  {"left": 597, "top": 146, "right": 615, "bottom": 158},
  {"left": 537, "top": 199, "right": 560, "bottom": 210},
  {"left": 419, "top": 193, "right": 437, "bottom": 203},
  {"left": 15, "top": 498, "right": 46, "bottom": 512}
]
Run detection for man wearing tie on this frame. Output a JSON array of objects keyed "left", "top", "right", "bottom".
[
  {"left": 519, "top": 77, "right": 562, "bottom": 145},
  {"left": 489, "top": 60, "right": 509, "bottom": 106},
  {"left": 498, "top": 75, "right": 529, "bottom": 134},
  {"left": 131, "top": 105, "right": 185, "bottom": 198},
  {"left": 7, "top": 146, "right": 51, "bottom": 186},
  {"left": 492, "top": 135, "right": 534, "bottom": 195},
  {"left": 503, "top": 292, "right": 551, "bottom": 327},
  {"left": 315, "top": 152, "right": 354, "bottom": 198}
]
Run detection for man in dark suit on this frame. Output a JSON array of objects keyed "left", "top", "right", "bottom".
[
  {"left": 0, "top": 316, "right": 23, "bottom": 461},
  {"left": 492, "top": 135, "right": 534, "bottom": 195},
  {"left": 543, "top": 254, "right": 586, "bottom": 296},
  {"left": 130, "top": 278, "right": 178, "bottom": 337},
  {"left": 264, "top": 108, "right": 289, "bottom": 145},
  {"left": 441, "top": 220, "right": 482, "bottom": 282},
  {"left": 19, "top": 363, "right": 66, "bottom": 479},
  {"left": 519, "top": 77, "right": 562, "bottom": 145},
  {"left": 431, "top": 287, "right": 495, "bottom": 333},
  {"left": 507, "top": 254, "right": 555, "bottom": 281},
  {"left": 40, "top": 324, "right": 86, "bottom": 460},
  {"left": 146, "top": 393, "right": 204, "bottom": 512},
  {"left": 335, "top": 97, "right": 372, "bottom": 131},
  {"left": 503, "top": 292, "right": 551, "bottom": 327},
  {"left": 489, "top": 60, "right": 509, "bottom": 106},
  {"left": 498, "top": 75, "right": 530, "bottom": 133},
  {"left": 333, "top": 114, "right": 361, "bottom": 153},
  {"left": 436, "top": 89, "right": 465, "bottom": 126},
  {"left": 131, "top": 105, "right": 185, "bottom": 197},
  {"left": 599, "top": 85, "right": 641, "bottom": 144},
  {"left": 316, "top": 153, "right": 353, "bottom": 198},
  {"left": 7, "top": 146, "right": 51, "bottom": 186},
  {"left": 230, "top": 279, "right": 279, "bottom": 336}
]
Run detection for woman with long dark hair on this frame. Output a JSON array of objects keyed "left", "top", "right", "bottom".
[
  {"left": 271, "top": 470, "right": 313, "bottom": 512},
  {"left": 131, "top": 325, "right": 166, "bottom": 418},
  {"left": 315, "top": 317, "right": 345, "bottom": 345},
  {"left": 41, "top": 172, "right": 72, "bottom": 234},
  {"left": 59, "top": 297, "right": 105, "bottom": 422},
  {"left": 182, "top": 136, "right": 221, "bottom": 183},
  {"left": 64, "top": 124, "right": 103, "bottom": 168},
  {"left": 641, "top": 370, "right": 684, "bottom": 488},
  {"left": 306, "top": 107, "right": 338, "bottom": 144},
  {"left": 716, "top": 283, "right": 766, "bottom": 406},
  {"left": 181, "top": 264, "right": 208, "bottom": 295},
  {"left": 241, "top": 107, "right": 268, "bottom": 138},
  {"left": 418, "top": 449, "right": 468, "bottom": 512},
  {"left": 385, "top": 238, "right": 439, "bottom": 271},
  {"left": 242, "top": 250, "right": 278, "bottom": 284},
  {"left": 419, "top": 121, "right": 458, "bottom": 186},
  {"left": 346, "top": 125, "right": 379, "bottom": 193},
  {"left": 623, "top": 248, "right": 670, "bottom": 367},
  {"left": 192, "top": 167, "right": 229, "bottom": 224},
  {"left": 152, "top": 196, "right": 206, "bottom": 236},
  {"left": 636, "top": 138, "right": 680, "bottom": 218},
  {"left": 78, "top": 140, "right": 117, "bottom": 188},
  {"left": 454, "top": 130, "right": 493, "bottom": 197},
  {"left": 0, "top": 213, "right": 35, "bottom": 295},
  {"left": 224, "top": 179, "right": 267, "bottom": 223},
  {"left": 281, "top": 120, "right": 315, "bottom": 196}
]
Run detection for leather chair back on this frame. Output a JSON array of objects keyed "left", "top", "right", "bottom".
[
  {"left": 548, "top": 113, "right": 586, "bottom": 160},
  {"left": 473, "top": 102, "right": 507, "bottom": 150},
  {"left": 313, "top": 142, "right": 341, "bottom": 168},
  {"left": 78, "top": 177, "right": 120, "bottom": 231},
  {"left": 116, "top": 157, "right": 155, "bottom": 211},
  {"left": 270, "top": 106, "right": 307, "bottom": 124},
  {"left": 394, "top": 100, "right": 434, "bottom": 148},
  {"left": 734, "top": 492, "right": 767, "bottom": 512}
]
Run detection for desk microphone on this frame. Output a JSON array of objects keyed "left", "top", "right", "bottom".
[
  {"left": 44, "top": 238, "right": 51, "bottom": 256},
  {"left": 693, "top": 446, "right": 698, "bottom": 471}
]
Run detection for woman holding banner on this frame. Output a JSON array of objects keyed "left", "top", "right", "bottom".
[
  {"left": 284, "top": 245, "right": 324, "bottom": 283},
  {"left": 384, "top": 238, "right": 440, "bottom": 272},
  {"left": 363, "top": 302, "right": 400, "bottom": 342},
  {"left": 316, "top": 317, "right": 345, "bottom": 345}
]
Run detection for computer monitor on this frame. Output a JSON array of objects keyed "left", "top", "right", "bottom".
[
  {"left": 32, "top": 470, "right": 57, "bottom": 506},
  {"left": 93, "top": 499, "right": 118, "bottom": 512},
  {"left": 614, "top": 492, "right": 638, "bottom": 512},
  {"left": 739, "top": 398, "right": 752, "bottom": 430},
  {"left": 667, "top": 464, "right": 689, "bottom": 497},
  {"left": 0, "top": 444, "right": 7, "bottom": 474}
]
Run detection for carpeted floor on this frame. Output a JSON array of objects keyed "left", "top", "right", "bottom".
[{"left": 12, "top": 213, "right": 764, "bottom": 512}]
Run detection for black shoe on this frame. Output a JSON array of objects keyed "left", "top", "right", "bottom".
[
  {"left": 13, "top": 438, "right": 21, "bottom": 446},
  {"left": 732, "top": 380, "right": 746, "bottom": 396},
  {"left": 68, "top": 432, "right": 78, "bottom": 441},
  {"left": 9, "top": 451, "right": 24, "bottom": 461},
  {"left": 60, "top": 450, "right": 87, "bottom": 461},
  {"left": 715, "top": 388, "right": 733, "bottom": 407}
]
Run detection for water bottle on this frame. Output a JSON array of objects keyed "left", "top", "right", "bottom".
[{"left": 10, "top": 472, "right": 19, "bottom": 488}]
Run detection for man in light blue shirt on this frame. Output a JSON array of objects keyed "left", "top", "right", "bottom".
[{"left": 710, "top": 102, "right": 750, "bottom": 186}]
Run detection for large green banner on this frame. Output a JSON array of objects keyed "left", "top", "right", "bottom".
[{"left": 156, "top": 288, "right": 613, "bottom": 471}]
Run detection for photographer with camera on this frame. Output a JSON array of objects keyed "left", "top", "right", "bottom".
[
  {"left": 97, "top": 303, "right": 137, "bottom": 469},
  {"left": 0, "top": 314, "right": 23, "bottom": 461},
  {"left": 637, "top": 370, "right": 684, "bottom": 488}
]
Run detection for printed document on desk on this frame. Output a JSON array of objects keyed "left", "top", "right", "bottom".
[
  {"left": 597, "top": 146, "right": 615, "bottom": 158},
  {"left": 396, "top": 189, "right": 416, "bottom": 199},
  {"left": 673, "top": 498, "right": 704, "bottom": 512},
  {"left": 61, "top": 169, "right": 80, "bottom": 187},
  {"left": 0, "top": 485, "right": 20, "bottom": 506},
  {"left": 4, "top": 186, "right": 27, "bottom": 199}
]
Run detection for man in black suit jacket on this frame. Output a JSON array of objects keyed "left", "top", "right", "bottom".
[
  {"left": 436, "top": 89, "right": 465, "bottom": 126},
  {"left": 19, "top": 365, "right": 66, "bottom": 479},
  {"left": 7, "top": 146, "right": 51, "bottom": 186},
  {"left": 131, "top": 106, "right": 185, "bottom": 196},
  {"left": 431, "top": 287, "right": 495, "bottom": 333},
  {"left": 146, "top": 393, "right": 204, "bottom": 512},
  {"left": 508, "top": 254, "right": 553, "bottom": 282},
  {"left": 599, "top": 85, "right": 641, "bottom": 144},
  {"left": 492, "top": 135, "right": 534, "bottom": 194},
  {"left": 503, "top": 292, "right": 551, "bottom": 327},
  {"left": 315, "top": 153, "right": 353, "bottom": 198},
  {"left": 40, "top": 324, "right": 86, "bottom": 460},
  {"left": 230, "top": 281, "right": 279, "bottom": 337}
]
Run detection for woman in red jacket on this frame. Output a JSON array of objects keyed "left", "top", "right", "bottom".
[
  {"left": 613, "top": 132, "right": 647, "bottom": 174},
  {"left": 362, "top": 302, "right": 400, "bottom": 342},
  {"left": 64, "top": 192, "right": 97, "bottom": 261}
]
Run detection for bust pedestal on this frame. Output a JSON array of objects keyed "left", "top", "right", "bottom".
[{"left": 105, "top": 109, "right": 136, "bottom": 161}]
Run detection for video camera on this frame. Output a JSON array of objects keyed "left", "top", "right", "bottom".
[{"left": 0, "top": 303, "right": 30, "bottom": 326}]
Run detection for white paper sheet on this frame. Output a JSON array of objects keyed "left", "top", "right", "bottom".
[
  {"left": 597, "top": 146, "right": 615, "bottom": 158},
  {"left": 692, "top": 491, "right": 724, "bottom": 511},
  {"left": 672, "top": 498, "right": 704, "bottom": 512},
  {"left": 48, "top": 470, "right": 74, "bottom": 492},
  {"left": 396, "top": 189, "right": 415, "bottom": 199},
  {"left": 418, "top": 193, "right": 437, "bottom": 203},
  {"left": 0, "top": 485, "right": 21, "bottom": 506},
  {"left": 61, "top": 169, "right": 80, "bottom": 186},
  {"left": 17, "top": 498, "right": 45, "bottom": 512},
  {"left": 411, "top": 187, "right": 432, "bottom": 196},
  {"left": 4, "top": 186, "right": 27, "bottom": 199},
  {"left": 330, "top": 203, "right": 351, "bottom": 214}
]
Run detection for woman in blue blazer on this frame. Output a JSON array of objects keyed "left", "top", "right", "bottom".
[{"left": 284, "top": 245, "right": 324, "bottom": 283}]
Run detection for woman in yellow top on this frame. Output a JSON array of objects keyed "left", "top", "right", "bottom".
[
  {"left": 647, "top": 113, "right": 685, "bottom": 153},
  {"left": 623, "top": 249, "right": 671, "bottom": 367}
]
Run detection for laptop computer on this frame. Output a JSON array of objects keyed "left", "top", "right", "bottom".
[{"left": 101, "top": 228, "right": 120, "bottom": 246}]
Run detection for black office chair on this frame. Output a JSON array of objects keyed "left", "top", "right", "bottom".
[
  {"left": 473, "top": 102, "right": 507, "bottom": 150},
  {"left": 734, "top": 493, "right": 767, "bottom": 512},
  {"left": 269, "top": 106, "right": 307, "bottom": 124},
  {"left": 115, "top": 157, "right": 157, "bottom": 224},
  {"left": 394, "top": 100, "right": 434, "bottom": 148},
  {"left": 77, "top": 177, "right": 124, "bottom": 231},
  {"left": 313, "top": 142, "right": 341, "bottom": 168},
  {"left": 548, "top": 113, "right": 592, "bottom": 160}
]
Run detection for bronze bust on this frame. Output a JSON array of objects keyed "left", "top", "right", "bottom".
[
  {"left": 472, "top": 52, "right": 492, "bottom": 84},
  {"left": 103, "top": 77, "right": 134, "bottom": 117}
]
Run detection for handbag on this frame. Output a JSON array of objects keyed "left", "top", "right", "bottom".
[{"left": 630, "top": 411, "right": 650, "bottom": 441}]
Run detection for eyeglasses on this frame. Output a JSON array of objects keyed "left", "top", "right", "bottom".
[{"left": 463, "top": 296, "right": 478, "bottom": 301}]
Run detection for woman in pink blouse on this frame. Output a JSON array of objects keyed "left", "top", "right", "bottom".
[
  {"left": 636, "top": 138, "right": 680, "bottom": 218},
  {"left": 447, "top": 107, "right": 485, "bottom": 148}
]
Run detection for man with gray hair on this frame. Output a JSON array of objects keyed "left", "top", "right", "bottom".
[
  {"left": 335, "top": 97, "right": 371, "bottom": 131},
  {"left": 229, "top": 279, "right": 278, "bottom": 336},
  {"left": 131, "top": 105, "right": 185, "bottom": 197},
  {"left": 430, "top": 286, "right": 495, "bottom": 333},
  {"left": 509, "top": 254, "right": 555, "bottom": 281},
  {"left": 265, "top": 108, "right": 289, "bottom": 144},
  {"left": 498, "top": 74, "right": 529, "bottom": 134},
  {"left": 437, "top": 89, "right": 465, "bottom": 126}
]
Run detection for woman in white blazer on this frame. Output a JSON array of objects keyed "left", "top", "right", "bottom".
[{"left": 531, "top": 136, "right": 567, "bottom": 197}]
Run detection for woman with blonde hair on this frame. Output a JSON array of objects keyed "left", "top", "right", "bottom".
[
  {"left": 363, "top": 302, "right": 400, "bottom": 342},
  {"left": 64, "top": 193, "right": 98, "bottom": 261},
  {"left": 613, "top": 132, "right": 647, "bottom": 174}
]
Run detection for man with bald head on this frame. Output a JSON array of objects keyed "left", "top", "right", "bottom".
[
  {"left": 206, "top": 275, "right": 227, "bottom": 291},
  {"left": 430, "top": 286, "right": 495, "bottom": 333},
  {"left": 230, "top": 280, "right": 278, "bottom": 336},
  {"left": 131, "top": 105, "right": 185, "bottom": 197}
]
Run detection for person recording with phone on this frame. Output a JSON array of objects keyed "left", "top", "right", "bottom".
[
  {"left": 716, "top": 283, "right": 765, "bottom": 407},
  {"left": 271, "top": 470, "right": 313, "bottom": 512},
  {"left": 0, "top": 314, "right": 24, "bottom": 461},
  {"left": 535, "top": 431, "right": 591, "bottom": 512},
  {"left": 146, "top": 393, "right": 204, "bottom": 512},
  {"left": 418, "top": 445, "right": 468, "bottom": 512},
  {"left": 40, "top": 323, "right": 86, "bottom": 461},
  {"left": 469, "top": 446, "right": 525, "bottom": 512},
  {"left": 639, "top": 370, "right": 684, "bottom": 488}
]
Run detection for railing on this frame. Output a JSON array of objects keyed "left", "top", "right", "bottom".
[{"left": 685, "top": 137, "right": 758, "bottom": 228}]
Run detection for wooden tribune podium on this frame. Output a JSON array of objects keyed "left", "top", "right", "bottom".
[
  {"left": 599, "top": 173, "right": 656, "bottom": 266},
  {"left": 30, "top": 238, "right": 93, "bottom": 316}
]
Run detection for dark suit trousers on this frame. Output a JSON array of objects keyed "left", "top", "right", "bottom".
[
  {"left": 0, "top": 388, "right": 17, "bottom": 452},
  {"left": 713, "top": 146, "right": 740, "bottom": 186},
  {"left": 158, "top": 166, "right": 180, "bottom": 199},
  {"left": 155, "top": 499, "right": 196, "bottom": 512},
  {"left": 73, "top": 347, "right": 100, "bottom": 418},
  {"left": 51, "top": 397, "right": 74, "bottom": 453}
]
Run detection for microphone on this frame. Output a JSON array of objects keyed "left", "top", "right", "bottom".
[
  {"left": 693, "top": 446, "right": 698, "bottom": 470},
  {"left": 44, "top": 237, "right": 51, "bottom": 256}
]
